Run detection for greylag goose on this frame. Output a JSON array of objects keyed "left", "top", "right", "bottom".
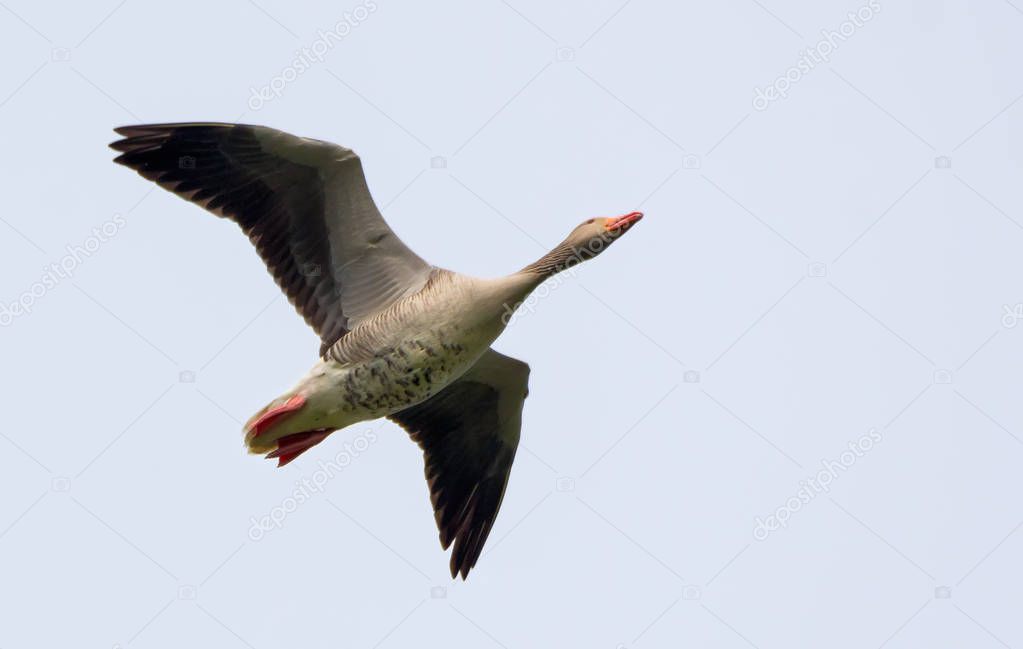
[{"left": 110, "top": 123, "right": 643, "bottom": 578}]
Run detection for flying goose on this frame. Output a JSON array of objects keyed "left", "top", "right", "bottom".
[{"left": 110, "top": 123, "right": 643, "bottom": 578}]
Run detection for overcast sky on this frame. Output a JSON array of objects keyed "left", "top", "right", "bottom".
[{"left": 1, "top": 1, "right": 1022, "bottom": 647}]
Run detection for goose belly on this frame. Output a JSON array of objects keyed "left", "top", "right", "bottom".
[{"left": 321, "top": 327, "right": 485, "bottom": 421}]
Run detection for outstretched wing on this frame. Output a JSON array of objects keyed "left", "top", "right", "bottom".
[
  {"left": 389, "top": 349, "right": 530, "bottom": 579},
  {"left": 110, "top": 122, "right": 432, "bottom": 355}
]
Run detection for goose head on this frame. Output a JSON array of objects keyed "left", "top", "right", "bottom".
[
  {"left": 518, "top": 211, "right": 644, "bottom": 279},
  {"left": 566, "top": 211, "right": 644, "bottom": 252}
]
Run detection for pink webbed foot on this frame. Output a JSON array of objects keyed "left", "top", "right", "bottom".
[
  {"left": 267, "top": 429, "right": 334, "bottom": 467},
  {"left": 246, "top": 394, "right": 307, "bottom": 438}
]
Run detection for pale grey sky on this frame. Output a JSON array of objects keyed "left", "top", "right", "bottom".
[{"left": 1, "top": 1, "right": 1022, "bottom": 647}]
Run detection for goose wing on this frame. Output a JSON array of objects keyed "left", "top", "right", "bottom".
[
  {"left": 389, "top": 349, "right": 530, "bottom": 579},
  {"left": 110, "top": 122, "right": 431, "bottom": 355}
]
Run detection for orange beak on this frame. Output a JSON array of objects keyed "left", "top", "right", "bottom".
[{"left": 605, "top": 211, "right": 644, "bottom": 232}]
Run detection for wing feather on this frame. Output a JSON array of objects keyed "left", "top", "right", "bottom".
[
  {"left": 111, "top": 122, "right": 431, "bottom": 354},
  {"left": 389, "top": 349, "right": 530, "bottom": 579}
]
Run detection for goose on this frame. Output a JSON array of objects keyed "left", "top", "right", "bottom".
[{"left": 110, "top": 123, "right": 643, "bottom": 578}]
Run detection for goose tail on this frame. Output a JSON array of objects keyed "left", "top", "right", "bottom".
[{"left": 243, "top": 393, "right": 334, "bottom": 466}]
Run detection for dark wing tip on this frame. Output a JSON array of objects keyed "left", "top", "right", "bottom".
[
  {"left": 110, "top": 123, "right": 253, "bottom": 151},
  {"left": 113, "top": 125, "right": 156, "bottom": 137},
  {"left": 113, "top": 122, "right": 247, "bottom": 135},
  {"left": 449, "top": 552, "right": 472, "bottom": 580},
  {"left": 109, "top": 139, "right": 135, "bottom": 153},
  {"left": 109, "top": 123, "right": 242, "bottom": 172},
  {"left": 445, "top": 478, "right": 506, "bottom": 580},
  {"left": 110, "top": 125, "right": 172, "bottom": 162}
]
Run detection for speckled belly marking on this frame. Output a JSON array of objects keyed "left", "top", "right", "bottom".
[
  {"left": 342, "top": 335, "right": 465, "bottom": 414},
  {"left": 324, "top": 326, "right": 477, "bottom": 420}
]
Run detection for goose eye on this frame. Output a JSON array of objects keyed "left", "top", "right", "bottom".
[{"left": 585, "top": 218, "right": 595, "bottom": 224}]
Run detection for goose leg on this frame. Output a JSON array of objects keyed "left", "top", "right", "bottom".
[
  {"left": 266, "top": 429, "right": 335, "bottom": 467},
  {"left": 245, "top": 394, "right": 307, "bottom": 438}
]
